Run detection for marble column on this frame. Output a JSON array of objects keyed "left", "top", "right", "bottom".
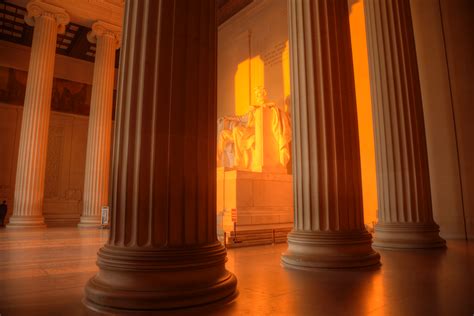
[
  {"left": 79, "top": 21, "right": 121, "bottom": 228},
  {"left": 364, "top": 0, "right": 445, "bottom": 249},
  {"left": 281, "top": 0, "right": 380, "bottom": 269},
  {"left": 7, "top": 1, "right": 69, "bottom": 228},
  {"left": 83, "top": 0, "right": 237, "bottom": 312}
]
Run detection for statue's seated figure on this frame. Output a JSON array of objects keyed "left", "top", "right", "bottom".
[{"left": 217, "top": 86, "right": 292, "bottom": 171}]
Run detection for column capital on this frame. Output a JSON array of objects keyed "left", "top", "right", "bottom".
[
  {"left": 25, "top": 1, "right": 70, "bottom": 34},
  {"left": 87, "top": 21, "right": 122, "bottom": 49}
]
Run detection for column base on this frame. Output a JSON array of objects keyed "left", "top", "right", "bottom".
[
  {"left": 6, "top": 215, "right": 46, "bottom": 228},
  {"left": 78, "top": 216, "right": 102, "bottom": 228},
  {"left": 83, "top": 241, "right": 237, "bottom": 312},
  {"left": 374, "top": 223, "right": 446, "bottom": 249},
  {"left": 281, "top": 230, "right": 380, "bottom": 270}
]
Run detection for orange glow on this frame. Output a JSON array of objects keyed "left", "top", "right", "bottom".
[
  {"left": 349, "top": 0, "right": 378, "bottom": 226},
  {"left": 365, "top": 272, "right": 385, "bottom": 315},
  {"left": 282, "top": 40, "right": 291, "bottom": 102},
  {"left": 234, "top": 56, "right": 264, "bottom": 115}
]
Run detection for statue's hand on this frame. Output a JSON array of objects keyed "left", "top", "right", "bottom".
[
  {"left": 262, "top": 102, "right": 276, "bottom": 108},
  {"left": 225, "top": 116, "right": 240, "bottom": 122}
]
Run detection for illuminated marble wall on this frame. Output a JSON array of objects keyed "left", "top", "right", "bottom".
[
  {"left": 217, "top": 0, "right": 289, "bottom": 119},
  {"left": 349, "top": 1, "right": 378, "bottom": 228}
]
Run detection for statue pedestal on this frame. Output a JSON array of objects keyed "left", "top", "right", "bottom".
[{"left": 217, "top": 168, "right": 293, "bottom": 247}]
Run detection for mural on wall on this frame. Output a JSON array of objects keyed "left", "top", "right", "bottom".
[
  {"left": 51, "top": 78, "right": 92, "bottom": 116},
  {"left": 0, "top": 67, "right": 27, "bottom": 105},
  {"left": 0, "top": 66, "right": 117, "bottom": 117}
]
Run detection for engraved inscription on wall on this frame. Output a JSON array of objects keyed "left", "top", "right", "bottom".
[
  {"left": 44, "top": 126, "right": 65, "bottom": 199},
  {"left": 261, "top": 41, "right": 286, "bottom": 67}
]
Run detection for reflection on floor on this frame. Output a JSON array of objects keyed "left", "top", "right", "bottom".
[{"left": 0, "top": 228, "right": 473, "bottom": 315}]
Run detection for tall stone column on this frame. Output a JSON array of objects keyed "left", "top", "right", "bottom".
[
  {"left": 281, "top": 0, "right": 380, "bottom": 269},
  {"left": 79, "top": 21, "right": 121, "bottom": 228},
  {"left": 364, "top": 0, "right": 445, "bottom": 249},
  {"left": 83, "top": 0, "right": 237, "bottom": 312},
  {"left": 7, "top": 1, "right": 69, "bottom": 228}
]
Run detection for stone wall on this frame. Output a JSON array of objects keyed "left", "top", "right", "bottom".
[
  {"left": 411, "top": 0, "right": 474, "bottom": 239},
  {"left": 217, "top": 0, "right": 289, "bottom": 118},
  {"left": 0, "top": 104, "right": 90, "bottom": 225}
]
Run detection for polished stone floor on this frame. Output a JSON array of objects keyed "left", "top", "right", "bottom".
[{"left": 0, "top": 228, "right": 473, "bottom": 316}]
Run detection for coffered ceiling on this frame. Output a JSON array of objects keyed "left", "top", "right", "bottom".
[
  {"left": 0, "top": 1, "right": 119, "bottom": 65},
  {"left": 0, "top": 0, "right": 253, "bottom": 65}
]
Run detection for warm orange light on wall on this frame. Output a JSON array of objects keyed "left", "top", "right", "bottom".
[
  {"left": 282, "top": 41, "right": 291, "bottom": 102},
  {"left": 349, "top": 0, "right": 378, "bottom": 227},
  {"left": 234, "top": 56, "right": 264, "bottom": 115}
]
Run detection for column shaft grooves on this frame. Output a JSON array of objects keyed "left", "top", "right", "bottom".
[
  {"left": 365, "top": 0, "right": 444, "bottom": 248},
  {"left": 84, "top": 0, "right": 237, "bottom": 310},
  {"left": 109, "top": 0, "right": 216, "bottom": 248},
  {"left": 291, "top": 0, "right": 364, "bottom": 232},
  {"left": 9, "top": 3, "right": 69, "bottom": 227},
  {"left": 80, "top": 20, "right": 120, "bottom": 227},
  {"left": 365, "top": 0, "right": 433, "bottom": 224},
  {"left": 282, "top": 0, "right": 379, "bottom": 270}
]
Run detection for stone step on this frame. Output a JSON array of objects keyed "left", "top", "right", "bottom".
[{"left": 224, "top": 228, "right": 291, "bottom": 248}]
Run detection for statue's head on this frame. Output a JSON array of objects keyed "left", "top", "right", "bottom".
[{"left": 254, "top": 86, "right": 268, "bottom": 105}]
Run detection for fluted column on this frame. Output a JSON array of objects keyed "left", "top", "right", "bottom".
[
  {"left": 7, "top": 1, "right": 69, "bottom": 228},
  {"left": 79, "top": 21, "right": 121, "bottom": 228},
  {"left": 83, "top": 0, "right": 237, "bottom": 312},
  {"left": 281, "top": 0, "right": 380, "bottom": 270},
  {"left": 364, "top": 0, "right": 445, "bottom": 249}
]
